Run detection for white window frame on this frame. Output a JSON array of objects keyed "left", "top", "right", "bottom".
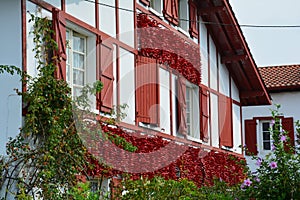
[
  {"left": 66, "top": 29, "right": 87, "bottom": 97},
  {"left": 90, "top": 177, "right": 111, "bottom": 198},
  {"left": 65, "top": 23, "right": 97, "bottom": 112},
  {"left": 260, "top": 121, "right": 272, "bottom": 151},
  {"left": 186, "top": 81, "right": 200, "bottom": 141},
  {"left": 257, "top": 119, "right": 281, "bottom": 153},
  {"left": 149, "top": 0, "right": 163, "bottom": 15},
  {"left": 178, "top": 0, "right": 189, "bottom": 34}
]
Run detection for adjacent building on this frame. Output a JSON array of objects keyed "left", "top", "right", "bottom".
[{"left": 243, "top": 64, "right": 300, "bottom": 171}]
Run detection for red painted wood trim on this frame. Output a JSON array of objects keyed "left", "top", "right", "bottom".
[
  {"left": 61, "top": 0, "right": 65, "bottom": 11},
  {"left": 134, "top": 0, "right": 137, "bottom": 49},
  {"left": 253, "top": 116, "right": 277, "bottom": 121},
  {"left": 232, "top": 99, "right": 241, "bottom": 106},
  {"left": 156, "top": 61, "right": 160, "bottom": 127},
  {"left": 99, "top": 43, "right": 114, "bottom": 112},
  {"left": 95, "top": 0, "right": 99, "bottom": 29},
  {"left": 139, "top": 0, "right": 150, "bottom": 6},
  {"left": 115, "top": 0, "right": 119, "bottom": 40},
  {"left": 239, "top": 104, "right": 243, "bottom": 151},
  {"left": 21, "top": 0, "right": 27, "bottom": 93},
  {"left": 207, "top": 27, "right": 211, "bottom": 89},
  {"left": 169, "top": 67, "right": 173, "bottom": 136},
  {"left": 96, "top": 35, "right": 101, "bottom": 110},
  {"left": 29, "top": 0, "right": 53, "bottom": 11},
  {"left": 22, "top": 0, "right": 28, "bottom": 116},
  {"left": 216, "top": 50, "right": 219, "bottom": 92},
  {"left": 244, "top": 119, "right": 258, "bottom": 155},
  {"left": 116, "top": 44, "right": 121, "bottom": 121}
]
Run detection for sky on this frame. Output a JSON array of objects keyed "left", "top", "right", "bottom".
[{"left": 229, "top": 0, "right": 300, "bottom": 67}]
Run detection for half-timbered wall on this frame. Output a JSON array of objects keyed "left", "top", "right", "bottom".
[
  {"left": 66, "top": 0, "right": 95, "bottom": 26},
  {"left": 12, "top": 0, "right": 244, "bottom": 156}
]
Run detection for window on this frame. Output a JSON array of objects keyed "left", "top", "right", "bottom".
[
  {"left": 186, "top": 82, "right": 200, "bottom": 139},
  {"left": 246, "top": 117, "right": 295, "bottom": 155},
  {"left": 90, "top": 178, "right": 110, "bottom": 198},
  {"left": 261, "top": 121, "right": 272, "bottom": 150},
  {"left": 150, "top": 0, "right": 162, "bottom": 13},
  {"left": 186, "top": 86, "right": 192, "bottom": 133},
  {"left": 179, "top": 0, "right": 189, "bottom": 32},
  {"left": 66, "top": 29, "right": 86, "bottom": 97},
  {"left": 64, "top": 25, "right": 97, "bottom": 112}
]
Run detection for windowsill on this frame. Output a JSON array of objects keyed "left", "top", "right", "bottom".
[
  {"left": 148, "top": 7, "right": 163, "bottom": 19},
  {"left": 186, "top": 135, "right": 201, "bottom": 143},
  {"left": 177, "top": 27, "right": 190, "bottom": 38},
  {"left": 138, "top": 122, "right": 171, "bottom": 134}
]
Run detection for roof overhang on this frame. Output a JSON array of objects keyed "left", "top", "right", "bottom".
[{"left": 197, "top": 0, "right": 271, "bottom": 106}]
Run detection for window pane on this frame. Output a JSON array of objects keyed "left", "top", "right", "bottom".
[
  {"left": 73, "top": 36, "right": 84, "bottom": 52},
  {"left": 73, "top": 87, "right": 82, "bottom": 97},
  {"left": 73, "top": 70, "right": 84, "bottom": 86},
  {"left": 263, "top": 142, "right": 271, "bottom": 150},
  {"left": 263, "top": 132, "right": 270, "bottom": 140},
  {"left": 73, "top": 53, "right": 84, "bottom": 69},
  {"left": 262, "top": 122, "right": 269, "bottom": 131},
  {"left": 66, "top": 64, "right": 70, "bottom": 83}
]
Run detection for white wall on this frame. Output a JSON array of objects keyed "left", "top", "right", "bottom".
[
  {"left": 119, "top": 0, "right": 134, "bottom": 47},
  {"left": 199, "top": 17, "right": 208, "bottom": 87},
  {"left": 0, "top": 0, "right": 22, "bottom": 156},
  {"left": 232, "top": 104, "right": 242, "bottom": 154},
  {"left": 209, "top": 36, "right": 217, "bottom": 91},
  {"left": 66, "top": 0, "right": 95, "bottom": 27},
  {"left": 243, "top": 91, "right": 300, "bottom": 171},
  {"left": 210, "top": 93, "right": 219, "bottom": 147},
  {"left": 243, "top": 92, "right": 300, "bottom": 120},
  {"left": 231, "top": 78, "right": 240, "bottom": 102},
  {"left": 159, "top": 68, "right": 171, "bottom": 134},
  {"left": 99, "top": 0, "right": 116, "bottom": 37},
  {"left": 119, "top": 48, "right": 135, "bottom": 124},
  {"left": 44, "top": 0, "right": 61, "bottom": 9},
  {"left": 219, "top": 56, "right": 230, "bottom": 97},
  {"left": 26, "top": 1, "right": 52, "bottom": 78}
]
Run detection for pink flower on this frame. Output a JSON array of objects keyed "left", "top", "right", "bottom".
[
  {"left": 280, "top": 135, "right": 286, "bottom": 142},
  {"left": 271, "top": 144, "right": 276, "bottom": 151},
  {"left": 256, "top": 157, "right": 262, "bottom": 166},
  {"left": 270, "top": 120, "right": 275, "bottom": 126},
  {"left": 243, "top": 178, "right": 252, "bottom": 187},
  {"left": 254, "top": 177, "right": 260, "bottom": 182},
  {"left": 269, "top": 161, "right": 277, "bottom": 169}
]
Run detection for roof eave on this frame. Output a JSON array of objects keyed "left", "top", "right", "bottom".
[{"left": 197, "top": 0, "right": 271, "bottom": 106}]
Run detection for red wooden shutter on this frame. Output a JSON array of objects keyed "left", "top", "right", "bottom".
[
  {"left": 140, "top": 0, "right": 150, "bottom": 6},
  {"left": 52, "top": 8, "right": 66, "bottom": 80},
  {"left": 189, "top": 1, "right": 198, "bottom": 38},
  {"left": 99, "top": 43, "right": 114, "bottom": 113},
  {"left": 245, "top": 119, "right": 258, "bottom": 155},
  {"left": 135, "top": 56, "right": 159, "bottom": 125},
  {"left": 163, "top": 0, "right": 179, "bottom": 25},
  {"left": 177, "top": 76, "right": 187, "bottom": 135},
  {"left": 200, "top": 88, "right": 209, "bottom": 141},
  {"left": 219, "top": 95, "right": 233, "bottom": 147},
  {"left": 282, "top": 117, "right": 295, "bottom": 152}
]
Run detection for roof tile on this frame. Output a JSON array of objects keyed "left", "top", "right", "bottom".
[{"left": 258, "top": 65, "right": 300, "bottom": 91}]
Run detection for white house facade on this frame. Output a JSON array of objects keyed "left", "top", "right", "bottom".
[{"left": 243, "top": 64, "right": 300, "bottom": 171}]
